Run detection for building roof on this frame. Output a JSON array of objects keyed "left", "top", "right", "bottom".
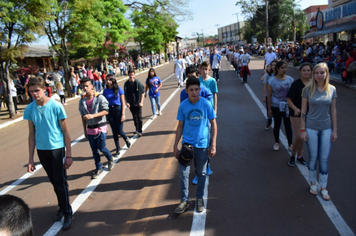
[
  {"left": 24, "top": 45, "right": 53, "bottom": 58},
  {"left": 303, "top": 5, "right": 328, "bottom": 14}
]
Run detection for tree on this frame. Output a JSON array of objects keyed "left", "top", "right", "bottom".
[
  {"left": 131, "top": 2, "right": 178, "bottom": 54},
  {"left": 237, "top": 0, "right": 301, "bottom": 43},
  {"left": 124, "top": 0, "right": 192, "bottom": 21},
  {"left": 280, "top": 0, "right": 306, "bottom": 42},
  {"left": 82, "top": 0, "right": 131, "bottom": 72},
  {"left": 0, "top": 0, "right": 51, "bottom": 118},
  {"left": 42, "top": 0, "right": 130, "bottom": 95}
]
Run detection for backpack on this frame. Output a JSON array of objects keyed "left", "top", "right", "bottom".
[{"left": 347, "top": 61, "right": 356, "bottom": 72}]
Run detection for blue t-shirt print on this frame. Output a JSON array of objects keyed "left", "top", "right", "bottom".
[
  {"left": 177, "top": 97, "right": 216, "bottom": 148},
  {"left": 187, "top": 109, "right": 204, "bottom": 127},
  {"left": 146, "top": 77, "right": 161, "bottom": 97}
]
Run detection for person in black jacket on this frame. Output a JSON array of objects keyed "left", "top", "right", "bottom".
[{"left": 124, "top": 70, "right": 145, "bottom": 136}]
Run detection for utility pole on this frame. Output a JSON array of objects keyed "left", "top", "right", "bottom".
[
  {"left": 215, "top": 24, "right": 220, "bottom": 46},
  {"left": 265, "top": 0, "right": 269, "bottom": 45},
  {"left": 201, "top": 29, "right": 204, "bottom": 47},
  {"left": 232, "top": 13, "right": 241, "bottom": 44}
]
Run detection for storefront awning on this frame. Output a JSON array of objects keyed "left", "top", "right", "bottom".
[{"left": 304, "top": 22, "right": 356, "bottom": 38}]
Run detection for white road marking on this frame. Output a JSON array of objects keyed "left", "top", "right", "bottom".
[
  {"left": 190, "top": 177, "right": 209, "bottom": 236},
  {"left": 0, "top": 134, "right": 84, "bottom": 196},
  {"left": 236, "top": 64, "right": 355, "bottom": 236}
]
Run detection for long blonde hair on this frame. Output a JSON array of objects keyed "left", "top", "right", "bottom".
[
  {"left": 303, "top": 63, "right": 331, "bottom": 99},
  {"left": 56, "top": 81, "right": 63, "bottom": 90}
]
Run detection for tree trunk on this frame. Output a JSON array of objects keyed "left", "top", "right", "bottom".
[
  {"left": 293, "top": 24, "right": 297, "bottom": 42},
  {"left": 4, "top": 62, "right": 16, "bottom": 118},
  {"left": 61, "top": 39, "right": 72, "bottom": 97},
  {"left": 164, "top": 45, "right": 167, "bottom": 61}
]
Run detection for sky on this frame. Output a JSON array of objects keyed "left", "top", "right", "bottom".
[
  {"left": 33, "top": 0, "right": 328, "bottom": 45},
  {"left": 176, "top": 0, "right": 329, "bottom": 38}
]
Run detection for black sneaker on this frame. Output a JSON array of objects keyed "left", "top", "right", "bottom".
[
  {"left": 288, "top": 156, "right": 296, "bottom": 167},
  {"left": 174, "top": 201, "right": 190, "bottom": 214},
  {"left": 196, "top": 199, "right": 205, "bottom": 212},
  {"left": 108, "top": 159, "right": 114, "bottom": 171},
  {"left": 53, "top": 210, "right": 63, "bottom": 222},
  {"left": 126, "top": 138, "right": 131, "bottom": 148},
  {"left": 92, "top": 169, "right": 103, "bottom": 179},
  {"left": 114, "top": 150, "right": 120, "bottom": 158},
  {"left": 265, "top": 121, "right": 272, "bottom": 130},
  {"left": 62, "top": 214, "right": 74, "bottom": 230},
  {"left": 297, "top": 157, "right": 307, "bottom": 165}
]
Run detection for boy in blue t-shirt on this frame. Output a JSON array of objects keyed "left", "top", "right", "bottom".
[
  {"left": 173, "top": 77, "right": 217, "bottom": 214},
  {"left": 199, "top": 61, "right": 218, "bottom": 114},
  {"left": 24, "top": 76, "right": 73, "bottom": 230}
]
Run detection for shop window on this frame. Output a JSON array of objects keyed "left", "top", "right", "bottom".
[{"left": 339, "top": 31, "right": 348, "bottom": 41}]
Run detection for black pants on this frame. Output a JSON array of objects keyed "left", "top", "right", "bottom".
[
  {"left": 346, "top": 71, "right": 353, "bottom": 83},
  {"left": 271, "top": 106, "right": 293, "bottom": 146},
  {"left": 242, "top": 69, "right": 248, "bottom": 82},
  {"left": 129, "top": 105, "right": 142, "bottom": 133},
  {"left": 212, "top": 69, "right": 219, "bottom": 81},
  {"left": 108, "top": 105, "right": 128, "bottom": 151},
  {"left": 12, "top": 96, "right": 18, "bottom": 112},
  {"left": 60, "top": 95, "right": 66, "bottom": 104},
  {"left": 265, "top": 97, "right": 272, "bottom": 123},
  {"left": 37, "top": 148, "right": 72, "bottom": 216}
]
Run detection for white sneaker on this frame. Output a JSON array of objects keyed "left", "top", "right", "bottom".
[
  {"left": 158, "top": 111, "right": 162, "bottom": 116},
  {"left": 151, "top": 115, "right": 157, "bottom": 120},
  {"left": 273, "top": 143, "right": 280, "bottom": 151},
  {"left": 288, "top": 144, "right": 293, "bottom": 152}
]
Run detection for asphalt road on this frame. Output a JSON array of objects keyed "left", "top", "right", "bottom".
[{"left": 0, "top": 57, "right": 355, "bottom": 236}]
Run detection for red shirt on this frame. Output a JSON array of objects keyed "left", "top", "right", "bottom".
[{"left": 93, "top": 73, "right": 100, "bottom": 81}]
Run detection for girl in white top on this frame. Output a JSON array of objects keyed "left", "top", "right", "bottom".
[
  {"left": 10, "top": 79, "right": 19, "bottom": 114},
  {"left": 56, "top": 81, "right": 66, "bottom": 105}
]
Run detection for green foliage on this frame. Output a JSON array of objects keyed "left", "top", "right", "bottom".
[
  {"left": 0, "top": 0, "right": 51, "bottom": 117},
  {"left": 237, "top": 0, "right": 306, "bottom": 43},
  {"left": 131, "top": 1, "right": 178, "bottom": 53},
  {"left": 0, "top": 0, "right": 51, "bottom": 63},
  {"left": 125, "top": 0, "right": 193, "bottom": 22},
  {"left": 83, "top": 0, "right": 132, "bottom": 59}
]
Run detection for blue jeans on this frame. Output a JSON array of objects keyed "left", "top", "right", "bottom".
[
  {"left": 108, "top": 105, "right": 128, "bottom": 151},
  {"left": 149, "top": 95, "right": 161, "bottom": 115},
  {"left": 71, "top": 85, "right": 77, "bottom": 95},
  {"left": 179, "top": 147, "right": 208, "bottom": 202},
  {"left": 94, "top": 80, "right": 99, "bottom": 92},
  {"left": 306, "top": 128, "right": 332, "bottom": 188},
  {"left": 87, "top": 132, "right": 113, "bottom": 170},
  {"left": 212, "top": 69, "right": 219, "bottom": 81}
]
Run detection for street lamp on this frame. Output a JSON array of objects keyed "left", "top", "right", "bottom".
[
  {"left": 265, "top": 0, "right": 269, "bottom": 44},
  {"left": 187, "top": 28, "right": 196, "bottom": 49},
  {"left": 232, "top": 13, "right": 241, "bottom": 44}
]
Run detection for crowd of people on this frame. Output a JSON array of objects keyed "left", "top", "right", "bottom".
[
  {"left": 260, "top": 51, "right": 337, "bottom": 202},
  {"left": 0, "top": 40, "right": 342, "bottom": 233}
]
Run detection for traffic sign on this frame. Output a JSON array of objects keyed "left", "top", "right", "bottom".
[{"left": 267, "top": 37, "right": 272, "bottom": 43}]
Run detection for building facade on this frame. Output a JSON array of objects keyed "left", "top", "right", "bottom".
[
  {"left": 304, "top": 0, "right": 356, "bottom": 44},
  {"left": 218, "top": 22, "right": 245, "bottom": 45}
]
